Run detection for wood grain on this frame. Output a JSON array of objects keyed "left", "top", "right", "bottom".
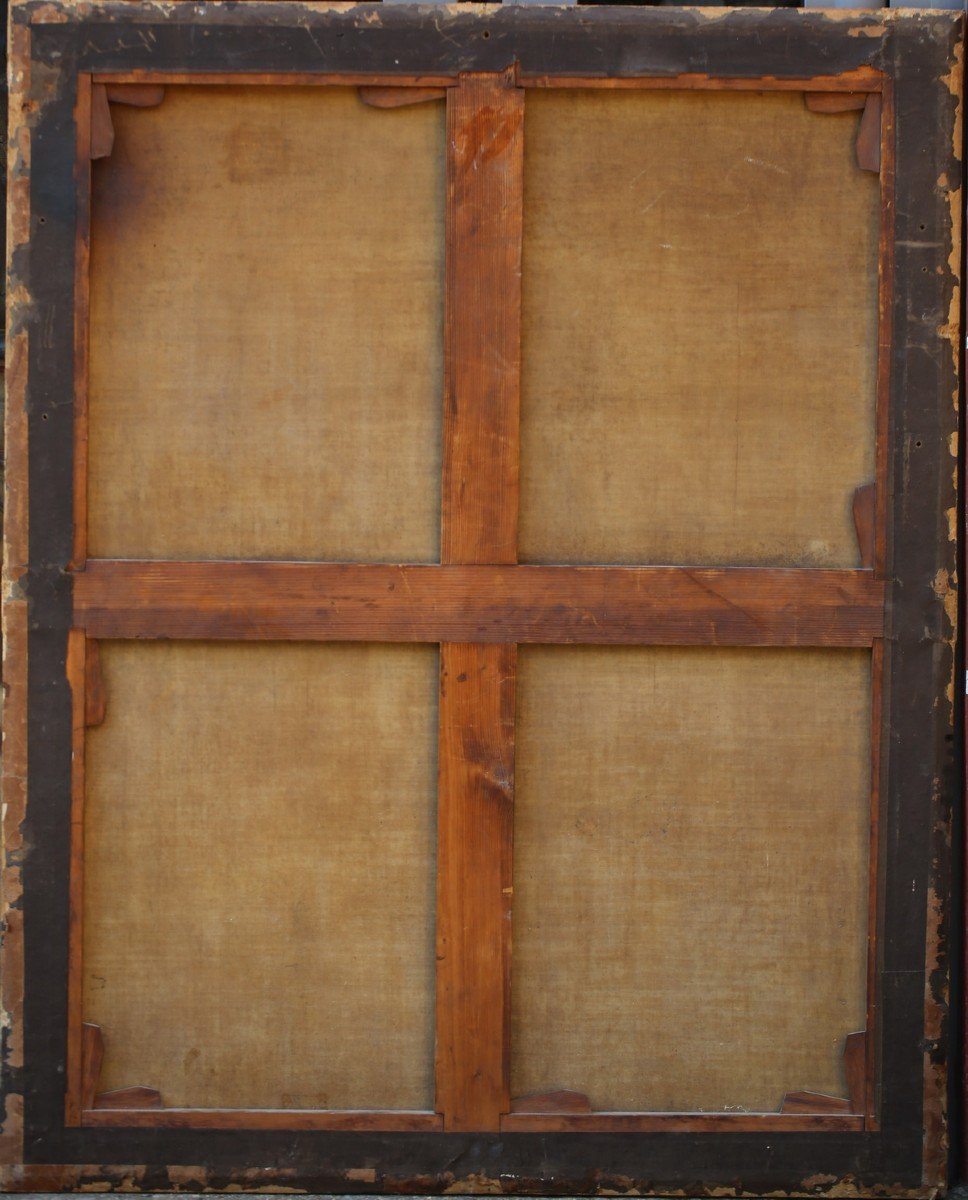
[
  {"left": 80, "top": 1022, "right": 105, "bottom": 1111},
  {"left": 85, "top": 638, "right": 106, "bottom": 727},
  {"left": 90, "top": 83, "right": 115, "bottom": 159},
  {"left": 779, "top": 1032, "right": 866, "bottom": 1117},
  {"left": 780, "top": 1091, "right": 852, "bottom": 1115},
  {"left": 94, "top": 1086, "right": 163, "bottom": 1110},
  {"left": 441, "top": 68, "right": 523, "bottom": 566},
  {"left": 853, "top": 483, "right": 876, "bottom": 570},
  {"left": 858, "top": 87, "right": 889, "bottom": 1131},
  {"left": 844, "top": 1030, "right": 866, "bottom": 1113},
  {"left": 804, "top": 92, "right": 868, "bottom": 113},
  {"left": 105, "top": 83, "right": 165, "bottom": 107},
  {"left": 73, "top": 561, "right": 885, "bottom": 647},
  {"left": 866, "top": 639, "right": 886, "bottom": 1127},
  {"left": 1, "top": 24, "right": 31, "bottom": 1166},
  {"left": 81, "top": 1108, "right": 444, "bottom": 1130},
  {"left": 856, "top": 93, "right": 882, "bottom": 173},
  {"left": 501, "top": 1111, "right": 864, "bottom": 1132},
  {"left": 359, "top": 85, "right": 445, "bottom": 108},
  {"left": 65, "top": 631, "right": 88, "bottom": 1125},
  {"left": 92, "top": 71, "right": 455, "bottom": 88},
  {"left": 874, "top": 81, "right": 895, "bottom": 579},
  {"left": 511, "top": 1090, "right": 592, "bottom": 1114},
  {"left": 435, "top": 643, "right": 516, "bottom": 1133},
  {"left": 87, "top": 69, "right": 883, "bottom": 95},
  {"left": 521, "top": 70, "right": 883, "bottom": 92},
  {"left": 68, "top": 60, "right": 888, "bottom": 1141},
  {"left": 72, "top": 75, "right": 92, "bottom": 568},
  {"left": 434, "top": 68, "right": 524, "bottom": 1135}
]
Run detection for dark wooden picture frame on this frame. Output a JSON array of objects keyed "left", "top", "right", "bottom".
[{"left": 1, "top": 1, "right": 961, "bottom": 1192}]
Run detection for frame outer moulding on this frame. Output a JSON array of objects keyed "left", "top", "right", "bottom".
[{"left": 1, "top": 1, "right": 962, "bottom": 1194}]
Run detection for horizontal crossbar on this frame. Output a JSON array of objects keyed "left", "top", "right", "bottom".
[{"left": 73, "top": 561, "right": 885, "bottom": 647}]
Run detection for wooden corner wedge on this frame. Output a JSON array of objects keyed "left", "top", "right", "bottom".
[
  {"left": 856, "top": 94, "right": 882, "bottom": 173},
  {"left": 90, "top": 84, "right": 115, "bottom": 160},
  {"left": 85, "top": 638, "right": 107, "bottom": 727},
  {"left": 804, "top": 92, "right": 868, "bottom": 114},
  {"left": 105, "top": 83, "right": 166, "bottom": 108},
  {"left": 93, "top": 1085, "right": 164, "bottom": 1110},
  {"left": 780, "top": 1091, "right": 852, "bottom": 1115},
  {"left": 852, "top": 482, "right": 876, "bottom": 569},
  {"left": 359, "top": 85, "right": 446, "bottom": 108},
  {"left": 510, "top": 1090, "right": 592, "bottom": 1114},
  {"left": 843, "top": 1030, "right": 866, "bottom": 1113},
  {"left": 80, "top": 1022, "right": 105, "bottom": 1110},
  {"left": 780, "top": 1030, "right": 867, "bottom": 1115},
  {"left": 79, "top": 1024, "right": 165, "bottom": 1116}
]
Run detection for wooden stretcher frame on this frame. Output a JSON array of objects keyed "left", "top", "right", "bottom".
[
  {"left": 72, "top": 63, "right": 889, "bottom": 1134},
  {"left": 1, "top": 0, "right": 961, "bottom": 1193}
]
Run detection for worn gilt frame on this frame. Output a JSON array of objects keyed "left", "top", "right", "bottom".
[{"left": 2, "top": 1, "right": 961, "bottom": 1193}]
